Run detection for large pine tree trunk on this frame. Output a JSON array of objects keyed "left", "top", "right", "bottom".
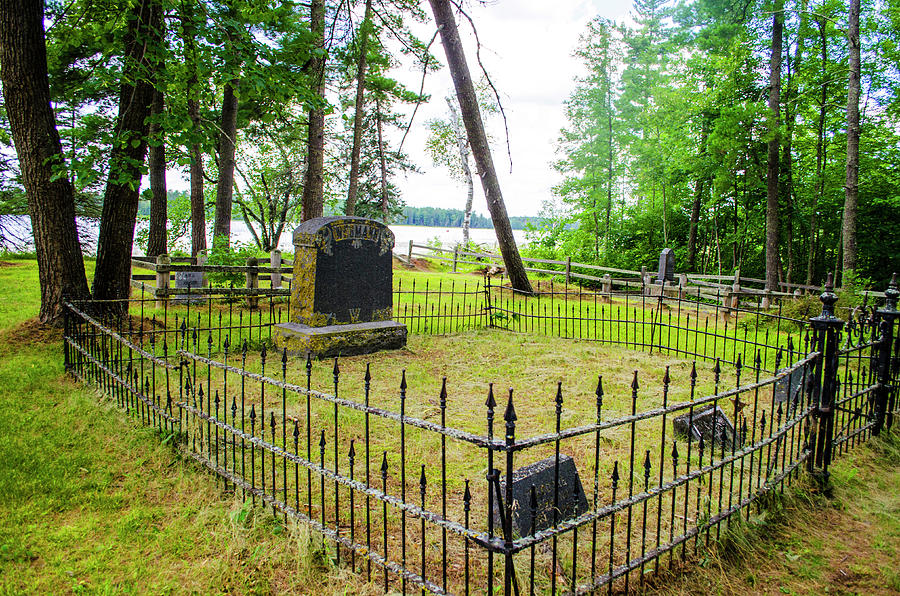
[
  {"left": 842, "top": 0, "right": 861, "bottom": 280},
  {"left": 92, "top": 0, "right": 162, "bottom": 305},
  {"left": 0, "top": 0, "right": 90, "bottom": 323},
  {"left": 213, "top": 81, "right": 238, "bottom": 247},
  {"left": 301, "top": 0, "right": 325, "bottom": 221},
  {"left": 180, "top": 1, "right": 206, "bottom": 256},
  {"left": 345, "top": 0, "right": 372, "bottom": 217},
  {"left": 147, "top": 88, "right": 168, "bottom": 256},
  {"left": 428, "top": 0, "right": 533, "bottom": 294},
  {"left": 764, "top": 0, "right": 784, "bottom": 292}
]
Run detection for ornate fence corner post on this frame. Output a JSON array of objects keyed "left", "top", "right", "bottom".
[
  {"left": 503, "top": 389, "right": 517, "bottom": 596},
  {"left": 874, "top": 273, "right": 899, "bottom": 434},
  {"left": 155, "top": 253, "right": 170, "bottom": 309},
  {"left": 809, "top": 273, "right": 844, "bottom": 484}
]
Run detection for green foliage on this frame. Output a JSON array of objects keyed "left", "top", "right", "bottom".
[{"left": 206, "top": 239, "right": 259, "bottom": 288}]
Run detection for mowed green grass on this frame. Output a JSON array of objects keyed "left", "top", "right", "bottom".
[{"left": 0, "top": 257, "right": 896, "bottom": 595}]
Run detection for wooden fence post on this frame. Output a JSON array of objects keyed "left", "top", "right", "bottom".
[
  {"left": 602, "top": 274, "right": 612, "bottom": 294},
  {"left": 270, "top": 249, "right": 282, "bottom": 289},
  {"left": 196, "top": 251, "right": 208, "bottom": 288},
  {"left": 155, "top": 253, "right": 170, "bottom": 309},
  {"left": 407, "top": 239, "right": 413, "bottom": 263},
  {"left": 452, "top": 245, "right": 459, "bottom": 273},
  {"left": 246, "top": 257, "right": 259, "bottom": 309},
  {"left": 565, "top": 257, "right": 572, "bottom": 284}
]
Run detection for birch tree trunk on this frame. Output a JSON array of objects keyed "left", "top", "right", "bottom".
[
  {"left": 428, "top": 0, "right": 533, "bottom": 294},
  {"left": 764, "top": 0, "right": 784, "bottom": 291},
  {"left": 841, "top": 0, "right": 861, "bottom": 281}
]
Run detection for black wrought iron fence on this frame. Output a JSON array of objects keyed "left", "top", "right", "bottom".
[{"left": 62, "top": 273, "right": 900, "bottom": 595}]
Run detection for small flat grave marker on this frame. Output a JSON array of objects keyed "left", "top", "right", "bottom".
[
  {"left": 493, "top": 454, "right": 589, "bottom": 537},
  {"left": 172, "top": 270, "right": 205, "bottom": 304},
  {"left": 775, "top": 367, "right": 804, "bottom": 406},
  {"left": 673, "top": 404, "right": 741, "bottom": 449}
]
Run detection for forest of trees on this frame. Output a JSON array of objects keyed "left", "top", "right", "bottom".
[
  {"left": 0, "top": 0, "right": 537, "bottom": 320},
  {"left": 540, "top": 0, "right": 900, "bottom": 288},
  {"left": 399, "top": 206, "right": 540, "bottom": 229}
]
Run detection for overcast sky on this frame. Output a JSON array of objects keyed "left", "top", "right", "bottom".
[{"left": 394, "top": 0, "right": 634, "bottom": 217}]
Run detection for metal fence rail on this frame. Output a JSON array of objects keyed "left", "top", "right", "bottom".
[{"left": 62, "top": 272, "right": 900, "bottom": 595}]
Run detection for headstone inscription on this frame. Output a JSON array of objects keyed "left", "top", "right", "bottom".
[
  {"left": 774, "top": 366, "right": 805, "bottom": 406},
  {"left": 274, "top": 216, "right": 407, "bottom": 358},
  {"left": 492, "top": 454, "right": 589, "bottom": 537},
  {"left": 172, "top": 270, "right": 205, "bottom": 304},
  {"left": 673, "top": 404, "right": 741, "bottom": 449},
  {"left": 657, "top": 248, "right": 675, "bottom": 283}
]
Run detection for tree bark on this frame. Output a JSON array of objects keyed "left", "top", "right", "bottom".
[
  {"left": 0, "top": 0, "right": 90, "bottom": 323},
  {"left": 807, "top": 17, "right": 828, "bottom": 286},
  {"left": 147, "top": 87, "right": 167, "bottom": 256},
  {"left": 428, "top": 0, "right": 533, "bottom": 294},
  {"left": 446, "top": 97, "right": 474, "bottom": 246},
  {"left": 764, "top": 0, "right": 784, "bottom": 292},
  {"left": 92, "top": 0, "right": 162, "bottom": 305},
  {"left": 213, "top": 81, "right": 238, "bottom": 247},
  {"left": 842, "top": 0, "right": 861, "bottom": 280},
  {"left": 375, "top": 100, "right": 390, "bottom": 221},
  {"left": 301, "top": 0, "right": 326, "bottom": 221},
  {"left": 180, "top": 1, "right": 206, "bottom": 256},
  {"left": 345, "top": 0, "right": 372, "bottom": 217}
]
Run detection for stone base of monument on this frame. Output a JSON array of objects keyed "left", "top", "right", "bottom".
[{"left": 274, "top": 320, "right": 407, "bottom": 358}]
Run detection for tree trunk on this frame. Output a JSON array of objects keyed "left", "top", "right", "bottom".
[
  {"left": 376, "top": 100, "right": 390, "bottom": 221},
  {"left": 213, "top": 81, "right": 238, "bottom": 247},
  {"left": 807, "top": 17, "right": 828, "bottom": 286},
  {"left": 92, "top": 0, "right": 162, "bottom": 305},
  {"left": 446, "top": 97, "right": 474, "bottom": 246},
  {"left": 842, "top": 0, "right": 861, "bottom": 279},
  {"left": 180, "top": 1, "right": 206, "bottom": 256},
  {"left": 428, "top": 0, "right": 533, "bottom": 294},
  {"left": 147, "top": 88, "right": 167, "bottom": 256},
  {"left": 687, "top": 120, "right": 708, "bottom": 271},
  {"left": 345, "top": 0, "right": 372, "bottom": 217},
  {"left": 0, "top": 0, "right": 90, "bottom": 323},
  {"left": 301, "top": 0, "right": 326, "bottom": 221},
  {"left": 764, "top": 0, "right": 784, "bottom": 292}
]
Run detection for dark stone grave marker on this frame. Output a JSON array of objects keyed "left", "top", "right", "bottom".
[
  {"left": 492, "top": 454, "right": 589, "bottom": 537},
  {"left": 275, "top": 216, "right": 407, "bottom": 357},
  {"left": 172, "top": 270, "right": 205, "bottom": 304},
  {"left": 775, "top": 367, "right": 804, "bottom": 406},
  {"left": 657, "top": 248, "right": 675, "bottom": 283},
  {"left": 673, "top": 404, "right": 741, "bottom": 449}
]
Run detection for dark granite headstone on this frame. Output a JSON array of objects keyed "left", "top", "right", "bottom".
[
  {"left": 657, "top": 248, "right": 675, "bottom": 283},
  {"left": 492, "top": 454, "right": 589, "bottom": 537},
  {"left": 673, "top": 404, "right": 741, "bottom": 449},
  {"left": 290, "top": 217, "right": 395, "bottom": 326},
  {"left": 775, "top": 367, "right": 804, "bottom": 405},
  {"left": 275, "top": 216, "right": 406, "bottom": 357},
  {"left": 172, "top": 270, "right": 205, "bottom": 304}
]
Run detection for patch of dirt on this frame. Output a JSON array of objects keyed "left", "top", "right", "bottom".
[{"left": 0, "top": 317, "right": 61, "bottom": 347}]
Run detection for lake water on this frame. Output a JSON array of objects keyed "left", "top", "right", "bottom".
[{"left": 1, "top": 216, "right": 529, "bottom": 255}]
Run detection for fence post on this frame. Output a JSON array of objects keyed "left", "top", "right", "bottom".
[
  {"left": 270, "top": 249, "right": 282, "bottom": 289},
  {"left": 809, "top": 273, "right": 844, "bottom": 483},
  {"left": 452, "top": 245, "right": 459, "bottom": 273},
  {"left": 246, "top": 257, "right": 259, "bottom": 309},
  {"left": 196, "top": 250, "right": 208, "bottom": 288},
  {"left": 408, "top": 239, "right": 413, "bottom": 263},
  {"left": 874, "top": 273, "right": 899, "bottom": 434},
  {"left": 155, "top": 253, "right": 170, "bottom": 309},
  {"left": 565, "top": 257, "right": 572, "bottom": 284}
]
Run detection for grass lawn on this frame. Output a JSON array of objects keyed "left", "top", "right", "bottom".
[{"left": 0, "top": 257, "right": 896, "bottom": 595}]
